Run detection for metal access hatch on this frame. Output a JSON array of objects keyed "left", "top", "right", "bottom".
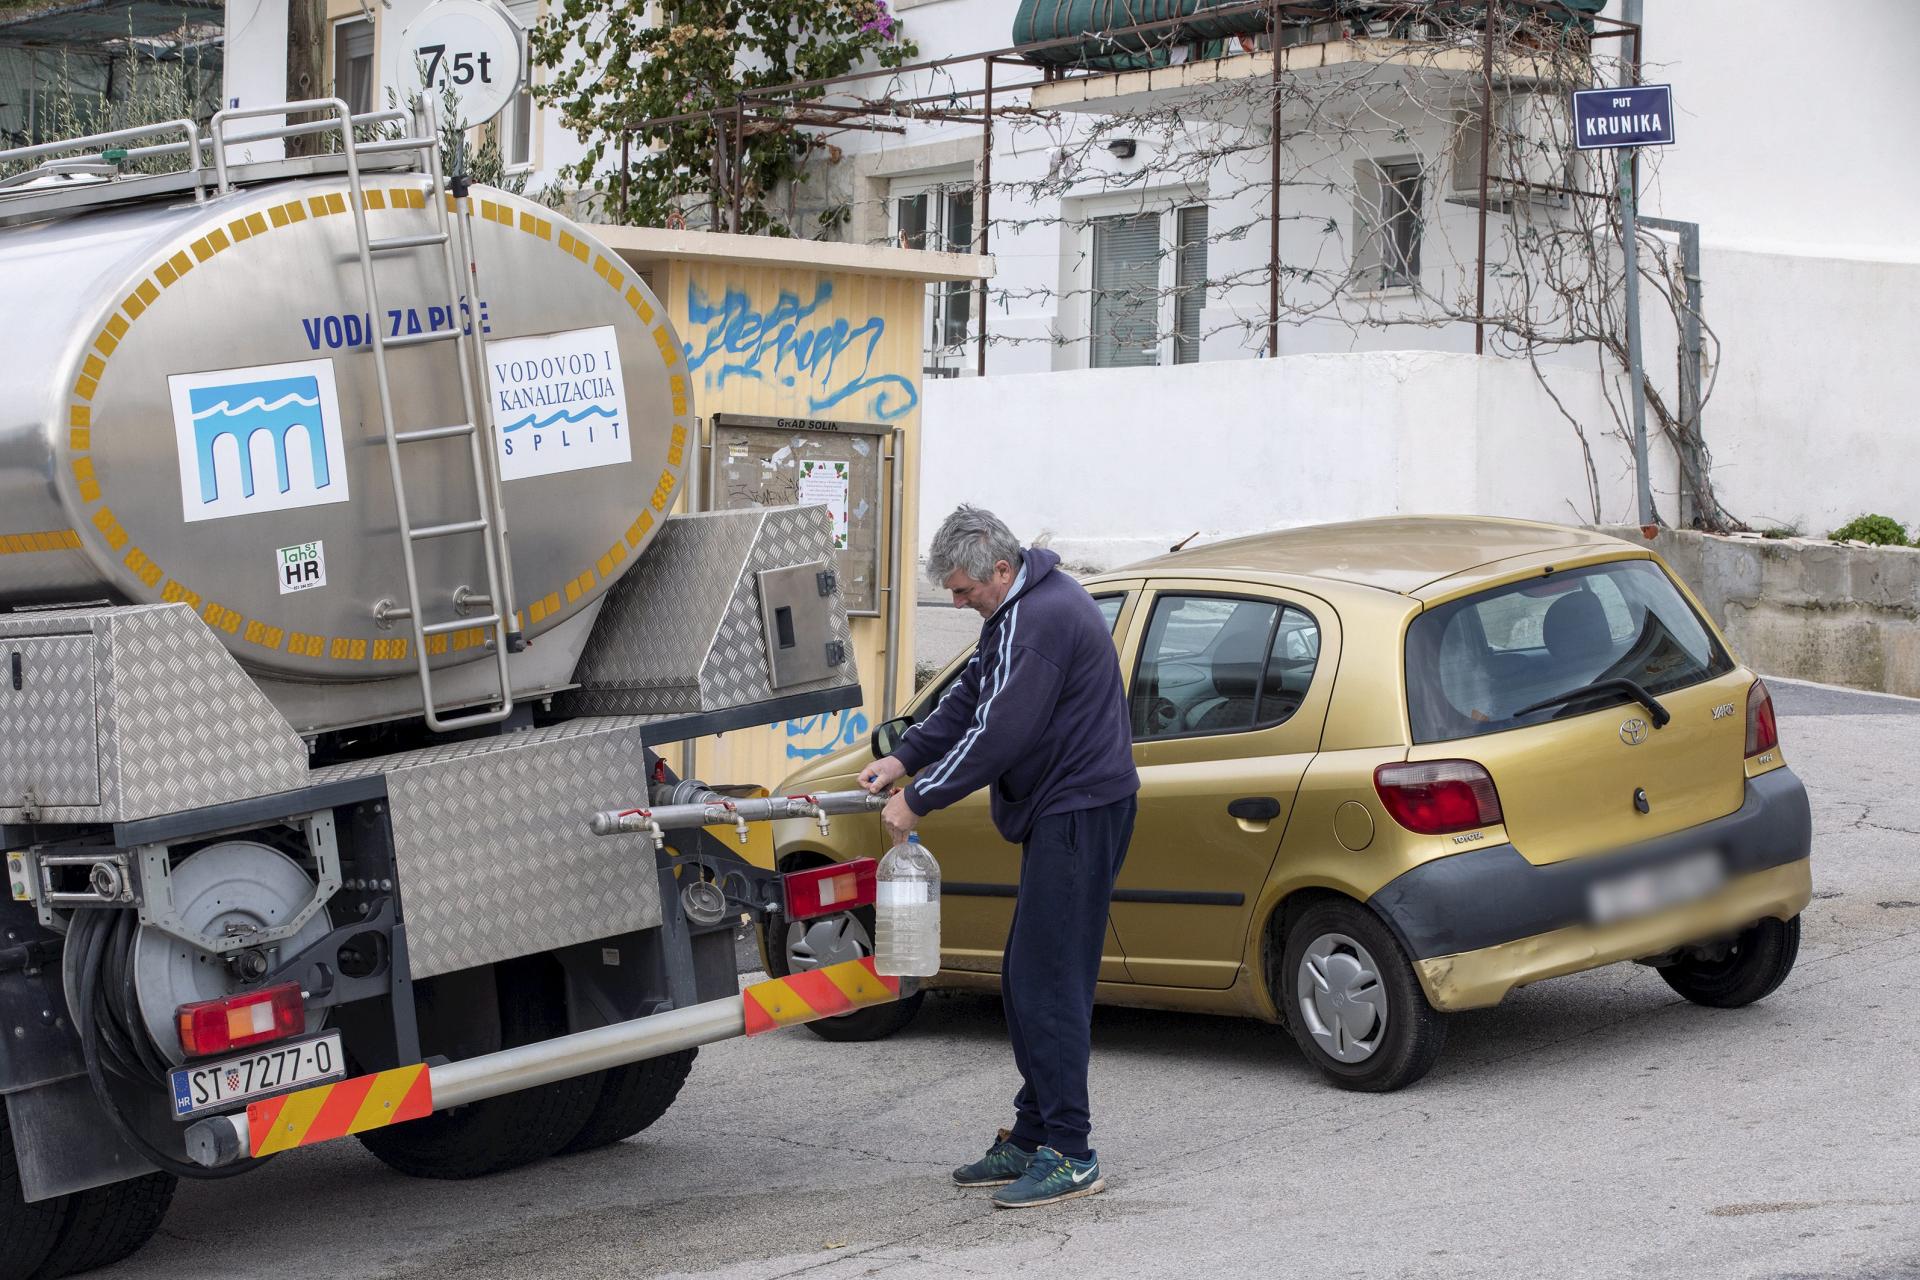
[{"left": 0, "top": 635, "right": 100, "bottom": 807}]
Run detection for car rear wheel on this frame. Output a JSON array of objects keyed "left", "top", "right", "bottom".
[
  {"left": 30, "top": 1171, "right": 175, "bottom": 1279},
  {"left": 1658, "top": 914, "right": 1800, "bottom": 1008},
  {"left": 1279, "top": 898, "right": 1447, "bottom": 1092},
  {"left": 764, "top": 905, "right": 925, "bottom": 1043}
]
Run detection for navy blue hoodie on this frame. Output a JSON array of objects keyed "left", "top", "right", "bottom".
[{"left": 894, "top": 547, "right": 1139, "bottom": 844}]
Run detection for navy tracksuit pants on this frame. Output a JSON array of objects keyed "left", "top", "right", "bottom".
[{"left": 1002, "top": 795, "right": 1136, "bottom": 1160}]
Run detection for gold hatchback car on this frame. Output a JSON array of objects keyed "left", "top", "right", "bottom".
[{"left": 766, "top": 517, "right": 1812, "bottom": 1090}]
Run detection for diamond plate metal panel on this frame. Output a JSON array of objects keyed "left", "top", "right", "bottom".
[
  {"left": 343, "top": 717, "right": 663, "bottom": 979},
  {"left": 700, "top": 504, "right": 858, "bottom": 708},
  {"left": 0, "top": 635, "right": 99, "bottom": 806},
  {"left": 0, "top": 605, "right": 308, "bottom": 823},
  {"left": 561, "top": 506, "right": 857, "bottom": 717}
]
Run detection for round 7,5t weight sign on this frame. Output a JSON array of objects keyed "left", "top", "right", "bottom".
[{"left": 397, "top": 0, "right": 524, "bottom": 127}]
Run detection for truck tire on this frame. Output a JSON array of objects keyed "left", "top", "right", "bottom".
[
  {"left": 1659, "top": 915, "right": 1800, "bottom": 1008},
  {"left": 358, "top": 957, "right": 599, "bottom": 1179},
  {"left": 1, "top": 1107, "right": 68, "bottom": 1280},
  {"left": 764, "top": 906, "right": 925, "bottom": 1043},
  {"left": 30, "top": 1172, "right": 175, "bottom": 1279},
  {"left": 556, "top": 1048, "right": 697, "bottom": 1155}
]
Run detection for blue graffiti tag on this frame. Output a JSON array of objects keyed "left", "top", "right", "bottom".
[
  {"left": 781, "top": 709, "right": 872, "bottom": 761},
  {"left": 683, "top": 280, "right": 917, "bottom": 421}
]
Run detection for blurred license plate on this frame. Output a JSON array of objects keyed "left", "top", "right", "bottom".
[
  {"left": 170, "top": 1033, "right": 343, "bottom": 1119},
  {"left": 1588, "top": 852, "right": 1725, "bottom": 926}
]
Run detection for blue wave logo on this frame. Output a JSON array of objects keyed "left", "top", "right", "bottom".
[
  {"left": 501, "top": 404, "right": 619, "bottom": 433},
  {"left": 188, "top": 375, "right": 332, "bottom": 504}
]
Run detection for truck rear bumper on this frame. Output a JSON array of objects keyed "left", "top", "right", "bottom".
[{"left": 186, "top": 957, "right": 906, "bottom": 1166}]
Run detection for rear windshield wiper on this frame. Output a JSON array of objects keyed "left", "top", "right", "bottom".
[{"left": 1513, "top": 677, "right": 1672, "bottom": 728}]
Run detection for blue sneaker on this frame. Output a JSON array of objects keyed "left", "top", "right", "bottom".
[
  {"left": 951, "top": 1130, "right": 1033, "bottom": 1187},
  {"left": 990, "top": 1146, "right": 1105, "bottom": 1208}
]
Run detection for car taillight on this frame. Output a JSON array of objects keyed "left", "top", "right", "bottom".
[
  {"left": 1745, "top": 678, "right": 1779, "bottom": 757},
  {"left": 1374, "top": 760, "right": 1504, "bottom": 836},
  {"left": 177, "top": 982, "right": 304, "bottom": 1058},
  {"left": 783, "top": 859, "right": 877, "bottom": 920}
]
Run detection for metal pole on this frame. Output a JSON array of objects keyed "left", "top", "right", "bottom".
[
  {"left": 1619, "top": 1, "right": 1654, "bottom": 526},
  {"left": 977, "top": 57, "right": 993, "bottom": 377},
  {"left": 1642, "top": 215, "right": 1704, "bottom": 525},
  {"left": 619, "top": 131, "right": 630, "bottom": 219},
  {"left": 1266, "top": 0, "right": 1280, "bottom": 358},
  {"left": 730, "top": 107, "right": 744, "bottom": 232},
  {"left": 885, "top": 427, "right": 905, "bottom": 718},
  {"left": 1619, "top": 160, "right": 1654, "bottom": 526},
  {"left": 1474, "top": 0, "right": 1496, "bottom": 355},
  {"left": 188, "top": 996, "right": 751, "bottom": 1166}
]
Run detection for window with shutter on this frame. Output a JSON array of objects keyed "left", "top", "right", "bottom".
[
  {"left": 332, "top": 19, "right": 375, "bottom": 117},
  {"left": 1174, "top": 205, "right": 1208, "bottom": 364},
  {"left": 1091, "top": 212, "right": 1163, "bottom": 369},
  {"left": 1352, "top": 159, "right": 1423, "bottom": 290}
]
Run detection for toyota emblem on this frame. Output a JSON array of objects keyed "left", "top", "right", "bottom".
[{"left": 1619, "top": 717, "right": 1649, "bottom": 746}]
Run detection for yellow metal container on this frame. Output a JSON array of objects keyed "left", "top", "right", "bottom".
[{"left": 602, "top": 230, "right": 990, "bottom": 807}]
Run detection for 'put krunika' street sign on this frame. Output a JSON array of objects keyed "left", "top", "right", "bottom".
[{"left": 1571, "top": 84, "right": 1675, "bottom": 151}]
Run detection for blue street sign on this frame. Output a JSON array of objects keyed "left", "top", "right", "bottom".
[{"left": 1571, "top": 84, "right": 1675, "bottom": 151}]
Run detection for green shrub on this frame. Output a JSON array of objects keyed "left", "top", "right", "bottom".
[{"left": 1828, "top": 514, "right": 1912, "bottom": 546}]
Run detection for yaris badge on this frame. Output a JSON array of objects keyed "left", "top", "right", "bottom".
[{"left": 1619, "top": 717, "right": 1649, "bottom": 746}]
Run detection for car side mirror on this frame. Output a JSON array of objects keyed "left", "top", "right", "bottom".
[{"left": 871, "top": 715, "right": 913, "bottom": 759}]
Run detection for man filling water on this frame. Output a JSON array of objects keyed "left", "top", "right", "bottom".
[{"left": 860, "top": 504, "right": 1139, "bottom": 1209}]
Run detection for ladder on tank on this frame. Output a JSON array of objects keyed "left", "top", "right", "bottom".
[{"left": 208, "top": 98, "right": 521, "bottom": 733}]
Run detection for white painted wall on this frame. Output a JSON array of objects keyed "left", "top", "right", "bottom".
[
  {"left": 1694, "top": 247, "right": 1920, "bottom": 536},
  {"left": 918, "top": 351, "right": 1668, "bottom": 569}
]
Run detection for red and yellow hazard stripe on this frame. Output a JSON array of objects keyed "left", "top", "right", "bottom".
[
  {"left": 248, "top": 1063, "right": 433, "bottom": 1158},
  {"left": 742, "top": 956, "right": 901, "bottom": 1036}
]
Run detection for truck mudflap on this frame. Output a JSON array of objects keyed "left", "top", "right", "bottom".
[{"left": 187, "top": 957, "right": 905, "bottom": 1166}]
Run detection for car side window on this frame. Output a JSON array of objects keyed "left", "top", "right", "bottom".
[
  {"left": 915, "top": 593, "right": 1127, "bottom": 713},
  {"left": 1132, "top": 594, "right": 1320, "bottom": 741}
]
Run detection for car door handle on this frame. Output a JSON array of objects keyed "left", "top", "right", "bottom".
[{"left": 1228, "top": 797, "right": 1281, "bottom": 822}]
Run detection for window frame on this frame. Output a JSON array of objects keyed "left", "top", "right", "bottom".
[
  {"left": 330, "top": 16, "right": 376, "bottom": 118},
  {"left": 888, "top": 172, "right": 977, "bottom": 366},
  {"left": 1078, "top": 193, "right": 1211, "bottom": 371},
  {"left": 1128, "top": 590, "right": 1322, "bottom": 744},
  {"left": 906, "top": 591, "right": 1132, "bottom": 719},
  {"left": 1352, "top": 156, "right": 1425, "bottom": 295}
]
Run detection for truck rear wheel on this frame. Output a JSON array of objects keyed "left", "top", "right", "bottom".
[
  {"left": 358, "top": 957, "right": 599, "bottom": 1179},
  {"left": 557, "top": 1048, "right": 696, "bottom": 1155},
  {"left": 30, "top": 1172, "right": 175, "bottom": 1280},
  {"left": 1, "top": 1108, "right": 68, "bottom": 1280}
]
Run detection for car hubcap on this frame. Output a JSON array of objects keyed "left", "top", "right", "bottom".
[
  {"left": 786, "top": 912, "right": 872, "bottom": 971},
  {"left": 1297, "top": 932, "right": 1389, "bottom": 1064}
]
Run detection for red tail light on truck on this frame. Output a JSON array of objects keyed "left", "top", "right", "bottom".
[
  {"left": 177, "top": 982, "right": 304, "bottom": 1058},
  {"left": 783, "top": 858, "right": 877, "bottom": 919}
]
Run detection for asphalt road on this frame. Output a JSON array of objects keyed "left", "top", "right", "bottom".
[{"left": 129, "top": 678, "right": 1920, "bottom": 1280}]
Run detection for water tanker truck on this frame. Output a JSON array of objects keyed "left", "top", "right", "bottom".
[{"left": 0, "top": 100, "right": 910, "bottom": 1277}]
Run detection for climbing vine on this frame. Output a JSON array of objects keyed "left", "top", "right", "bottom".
[{"left": 530, "top": 0, "right": 915, "bottom": 233}]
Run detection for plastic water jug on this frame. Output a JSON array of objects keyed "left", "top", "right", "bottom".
[{"left": 875, "top": 833, "right": 941, "bottom": 977}]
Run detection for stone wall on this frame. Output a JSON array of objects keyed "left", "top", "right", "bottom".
[{"left": 1604, "top": 527, "right": 1920, "bottom": 698}]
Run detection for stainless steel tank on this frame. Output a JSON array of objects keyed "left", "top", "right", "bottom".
[{"left": 0, "top": 171, "right": 689, "bottom": 690}]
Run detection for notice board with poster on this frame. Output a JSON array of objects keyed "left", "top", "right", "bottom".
[{"left": 707, "top": 414, "right": 889, "bottom": 616}]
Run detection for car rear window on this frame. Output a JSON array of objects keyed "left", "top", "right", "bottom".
[{"left": 1404, "top": 559, "right": 1733, "bottom": 744}]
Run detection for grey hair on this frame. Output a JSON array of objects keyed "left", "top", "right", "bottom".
[{"left": 927, "top": 504, "right": 1021, "bottom": 585}]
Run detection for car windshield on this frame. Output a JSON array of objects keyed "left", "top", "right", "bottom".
[{"left": 1405, "top": 559, "right": 1733, "bottom": 744}]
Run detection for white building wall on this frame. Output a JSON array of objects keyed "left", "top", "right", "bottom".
[
  {"left": 876, "top": 0, "right": 1920, "bottom": 548},
  {"left": 918, "top": 351, "right": 1667, "bottom": 569}
]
